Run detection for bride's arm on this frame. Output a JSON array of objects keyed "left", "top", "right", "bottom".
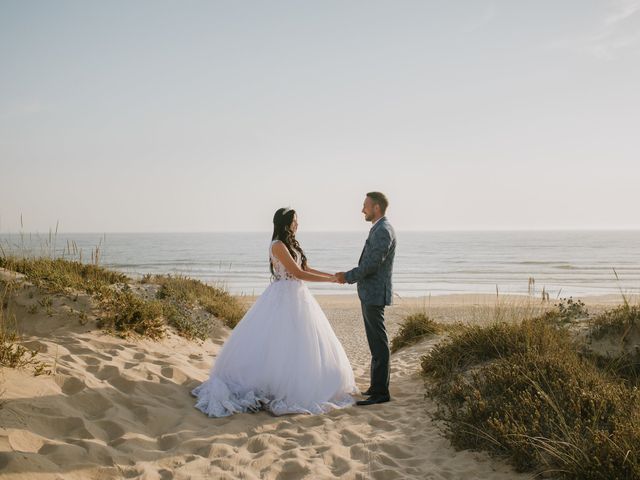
[
  {"left": 272, "top": 242, "right": 337, "bottom": 283},
  {"left": 304, "top": 266, "right": 333, "bottom": 277}
]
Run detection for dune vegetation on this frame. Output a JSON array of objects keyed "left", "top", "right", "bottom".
[
  {"left": 406, "top": 299, "right": 640, "bottom": 479},
  {"left": 0, "top": 255, "right": 245, "bottom": 341},
  {"left": 0, "top": 279, "right": 49, "bottom": 375}
]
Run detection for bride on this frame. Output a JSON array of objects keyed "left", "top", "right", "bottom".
[{"left": 192, "top": 207, "right": 357, "bottom": 417}]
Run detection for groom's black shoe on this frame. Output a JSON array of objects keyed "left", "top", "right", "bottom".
[
  {"left": 361, "top": 387, "right": 373, "bottom": 396},
  {"left": 356, "top": 394, "right": 390, "bottom": 406}
]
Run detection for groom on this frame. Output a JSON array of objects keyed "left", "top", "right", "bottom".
[{"left": 336, "top": 192, "right": 396, "bottom": 406}]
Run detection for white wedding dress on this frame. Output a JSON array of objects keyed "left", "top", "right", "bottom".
[{"left": 192, "top": 240, "right": 357, "bottom": 417}]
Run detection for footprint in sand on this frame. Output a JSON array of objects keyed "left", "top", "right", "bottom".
[
  {"left": 160, "top": 366, "right": 189, "bottom": 384},
  {"left": 340, "top": 428, "right": 366, "bottom": 447},
  {"left": 293, "top": 431, "right": 324, "bottom": 447},
  {"left": 274, "top": 459, "right": 311, "bottom": 480},
  {"left": 376, "top": 452, "right": 401, "bottom": 468},
  {"left": 39, "top": 416, "right": 94, "bottom": 440},
  {"left": 95, "top": 420, "right": 125, "bottom": 442},
  {"left": 349, "top": 444, "right": 371, "bottom": 462},
  {"left": 158, "top": 433, "right": 180, "bottom": 451},
  {"left": 196, "top": 442, "right": 235, "bottom": 458},
  {"left": 94, "top": 365, "right": 120, "bottom": 380},
  {"left": 368, "top": 417, "right": 396, "bottom": 432},
  {"left": 379, "top": 442, "right": 414, "bottom": 459},
  {"left": 8, "top": 430, "right": 45, "bottom": 453},
  {"left": 324, "top": 453, "right": 352, "bottom": 476},
  {"left": 67, "top": 438, "right": 115, "bottom": 466},
  {"left": 37, "top": 442, "right": 86, "bottom": 459},
  {"left": 108, "top": 376, "right": 136, "bottom": 394},
  {"left": 158, "top": 469, "right": 172, "bottom": 480},
  {"left": 280, "top": 440, "right": 299, "bottom": 451},
  {"left": 131, "top": 405, "right": 150, "bottom": 423},
  {"left": 370, "top": 467, "right": 403, "bottom": 479},
  {"left": 57, "top": 376, "right": 86, "bottom": 395},
  {"left": 210, "top": 457, "right": 235, "bottom": 472},
  {"left": 299, "top": 415, "right": 327, "bottom": 428},
  {"left": 245, "top": 433, "right": 282, "bottom": 454},
  {"left": 78, "top": 355, "right": 100, "bottom": 366},
  {"left": 68, "top": 345, "right": 112, "bottom": 359}
]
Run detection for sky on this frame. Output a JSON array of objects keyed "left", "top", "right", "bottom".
[{"left": 1, "top": 0, "right": 639, "bottom": 233}]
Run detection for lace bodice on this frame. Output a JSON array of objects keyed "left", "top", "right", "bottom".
[{"left": 270, "top": 240, "right": 301, "bottom": 281}]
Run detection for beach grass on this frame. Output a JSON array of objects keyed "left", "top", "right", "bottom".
[
  {"left": 0, "top": 255, "right": 245, "bottom": 340},
  {"left": 0, "top": 255, "right": 128, "bottom": 294},
  {"left": 421, "top": 302, "right": 640, "bottom": 479},
  {"left": 590, "top": 303, "right": 640, "bottom": 341},
  {"left": 0, "top": 279, "right": 49, "bottom": 374},
  {"left": 390, "top": 312, "right": 441, "bottom": 353},
  {"left": 149, "top": 274, "right": 246, "bottom": 330},
  {"left": 586, "top": 304, "right": 640, "bottom": 386}
]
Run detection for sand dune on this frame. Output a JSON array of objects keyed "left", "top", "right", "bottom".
[{"left": 0, "top": 276, "right": 570, "bottom": 479}]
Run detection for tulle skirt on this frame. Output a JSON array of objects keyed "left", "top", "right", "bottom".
[{"left": 192, "top": 279, "right": 357, "bottom": 417}]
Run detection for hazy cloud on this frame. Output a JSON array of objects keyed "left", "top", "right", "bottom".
[
  {"left": 604, "top": 0, "right": 640, "bottom": 25},
  {"left": 552, "top": 0, "right": 640, "bottom": 59}
]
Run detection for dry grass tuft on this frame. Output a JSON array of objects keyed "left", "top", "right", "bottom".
[
  {"left": 0, "top": 280, "right": 49, "bottom": 375},
  {"left": 421, "top": 302, "right": 640, "bottom": 479},
  {"left": 591, "top": 303, "right": 640, "bottom": 341},
  {"left": 0, "top": 256, "right": 128, "bottom": 294},
  {"left": 151, "top": 274, "right": 246, "bottom": 330},
  {"left": 1, "top": 255, "right": 244, "bottom": 340},
  {"left": 95, "top": 287, "right": 166, "bottom": 339},
  {"left": 390, "top": 312, "right": 441, "bottom": 353}
]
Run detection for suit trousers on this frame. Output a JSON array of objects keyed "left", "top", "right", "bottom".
[{"left": 361, "top": 303, "right": 390, "bottom": 396}]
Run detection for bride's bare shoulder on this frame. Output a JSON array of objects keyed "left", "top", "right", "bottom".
[{"left": 272, "top": 241, "right": 294, "bottom": 258}]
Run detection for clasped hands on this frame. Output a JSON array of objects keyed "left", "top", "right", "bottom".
[{"left": 333, "top": 272, "right": 347, "bottom": 284}]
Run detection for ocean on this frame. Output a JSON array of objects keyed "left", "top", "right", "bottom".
[{"left": 1, "top": 231, "right": 639, "bottom": 298}]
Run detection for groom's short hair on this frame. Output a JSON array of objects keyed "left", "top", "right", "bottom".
[{"left": 367, "top": 191, "right": 389, "bottom": 214}]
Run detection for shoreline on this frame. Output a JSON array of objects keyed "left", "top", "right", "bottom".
[{"left": 241, "top": 291, "right": 639, "bottom": 306}]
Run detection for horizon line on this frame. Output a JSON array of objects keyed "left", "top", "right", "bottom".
[{"left": 1, "top": 228, "right": 640, "bottom": 235}]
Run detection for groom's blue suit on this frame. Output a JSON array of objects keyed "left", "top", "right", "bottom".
[{"left": 344, "top": 216, "right": 396, "bottom": 396}]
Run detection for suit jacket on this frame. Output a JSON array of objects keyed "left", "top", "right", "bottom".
[{"left": 344, "top": 217, "right": 396, "bottom": 306}]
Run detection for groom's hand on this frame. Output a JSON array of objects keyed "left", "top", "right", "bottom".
[{"left": 335, "top": 272, "right": 346, "bottom": 284}]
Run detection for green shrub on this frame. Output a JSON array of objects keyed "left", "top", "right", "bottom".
[
  {"left": 153, "top": 274, "right": 245, "bottom": 329},
  {"left": 162, "top": 302, "right": 211, "bottom": 341},
  {"left": 554, "top": 296, "right": 588, "bottom": 322},
  {"left": 591, "top": 304, "right": 640, "bottom": 341},
  {"left": 421, "top": 318, "right": 570, "bottom": 379},
  {"left": 431, "top": 349, "right": 640, "bottom": 477},
  {"left": 390, "top": 313, "right": 440, "bottom": 353},
  {"left": 585, "top": 350, "right": 640, "bottom": 386},
  {"left": 422, "top": 313, "right": 640, "bottom": 479},
  {"left": 97, "top": 289, "right": 165, "bottom": 339}
]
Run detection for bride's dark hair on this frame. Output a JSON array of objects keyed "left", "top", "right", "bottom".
[{"left": 271, "top": 208, "right": 307, "bottom": 276}]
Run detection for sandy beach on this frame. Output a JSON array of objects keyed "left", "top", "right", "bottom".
[{"left": 1, "top": 279, "right": 632, "bottom": 479}]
